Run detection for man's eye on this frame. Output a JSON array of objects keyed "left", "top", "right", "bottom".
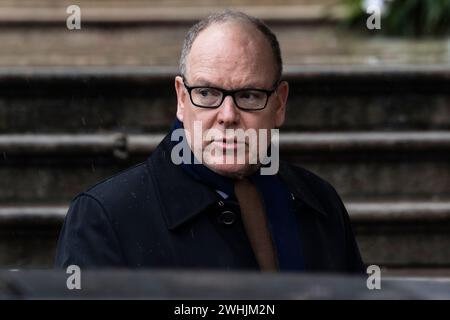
[
  {"left": 198, "top": 89, "right": 211, "bottom": 97},
  {"left": 196, "top": 88, "right": 220, "bottom": 97},
  {"left": 239, "top": 91, "right": 263, "bottom": 100}
]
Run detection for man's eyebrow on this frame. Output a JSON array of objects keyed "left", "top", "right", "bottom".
[
  {"left": 190, "top": 78, "right": 218, "bottom": 87},
  {"left": 195, "top": 81, "right": 214, "bottom": 87},
  {"left": 191, "top": 79, "right": 266, "bottom": 89}
]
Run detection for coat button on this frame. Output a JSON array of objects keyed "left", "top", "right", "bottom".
[{"left": 218, "top": 210, "right": 236, "bottom": 226}]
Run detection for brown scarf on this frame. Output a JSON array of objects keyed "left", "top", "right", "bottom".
[{"left": 234, "top": 178, "right": 278, "bottom": 271}]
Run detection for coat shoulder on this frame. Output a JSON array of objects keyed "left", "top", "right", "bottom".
[
  {"left": 79, "top": 161, "right": 151, "bottom": 211},
  {"left": 279, "top": 160, "right": 347, "bottom": 223},
  {"left": 280, "top": 161, "right": 340, "bottom": 201}
]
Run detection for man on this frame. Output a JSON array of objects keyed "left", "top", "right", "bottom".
[{"left": 55, "top": 10, "right": 364, "bottom": 273}]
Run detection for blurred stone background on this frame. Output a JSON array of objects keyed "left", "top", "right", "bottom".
[{"left": 0, "top": 0, "right": 449, "bottom": 277}]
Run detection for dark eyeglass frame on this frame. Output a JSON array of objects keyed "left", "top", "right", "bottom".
[{"left": 182, "top": 78, "right": 280, "bottom": 111}]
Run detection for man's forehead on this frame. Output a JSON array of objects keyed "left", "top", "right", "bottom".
[
  {"left": 186, "top": 55, "right": 271, "bottom": 88},
  {"left": 185, "top": 22, "right": 276, "bottom": 87}
]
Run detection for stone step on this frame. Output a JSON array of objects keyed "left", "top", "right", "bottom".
[
  {"left": 0, "top": 0, "right": 338, "bottom": 6},
  {"left": 1, "top": 66, "right": 449, "bottom": 133},
  {"left": 0, "top": 1, "right": 344, "bottom": 25},
  {"left": 2, "top": 270, "right": 450, "bottom": 299},
  {"left": 0, "top": 22, "right": 447, "bottom": 67},
  {"left": 1, "top": 201, "right": 450, "bottom": 270},
  {"left": 4, "top": 201, "right": 450, "bottom": 226},
  {"left": 3, "top": 132, "right": 450, "bottom": 155},
  {"left": 1, "top": 132, "right": 449, "bottom": 203}
]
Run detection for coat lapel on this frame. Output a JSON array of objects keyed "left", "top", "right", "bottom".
[
  {"left": 147, "top": 133, "right": 222, "bottom": 230},
  {"left": 278, "top": 161, "right": 328, "bottom": 218}
]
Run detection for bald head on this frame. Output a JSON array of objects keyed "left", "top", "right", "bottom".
[
  {"left": 179, "top": 10, "right": 283, "bottom": 84},
  {"left": 186, "top": 21, "right": 278, "bottom": 90}
]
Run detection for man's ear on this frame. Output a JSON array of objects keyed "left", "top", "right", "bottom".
[
  {"left": 175, "top": 76, "right": 186, "bottom": 122},
  {"left": 274, "top": 80, "right": 289, "bottom": 128}
]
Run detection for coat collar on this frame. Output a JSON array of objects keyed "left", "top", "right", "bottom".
[
  {"left": 148, "top": 133, "right": 328, "bottom": 230},
  {"left": 278, "top": 161, "right": 328, "bottom": 218},
  {"left": 147, "top": 133, "right": 222, "bottom": 230}
]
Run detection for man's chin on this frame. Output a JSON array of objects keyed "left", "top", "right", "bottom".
[{"left": 203, "top": 161, "right": 259, "bottom": 179}]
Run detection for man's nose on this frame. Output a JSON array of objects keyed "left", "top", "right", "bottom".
[{"left": 217, "top": 95, "right": 240, "bottom": 126}]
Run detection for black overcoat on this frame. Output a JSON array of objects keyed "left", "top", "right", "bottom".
[{"left": 55, "top": 133, "right": 364, "bottom": 273}]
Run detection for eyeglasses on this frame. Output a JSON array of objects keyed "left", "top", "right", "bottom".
[{"left": 183, "top": 78, "right": 279, "bottom": 111}]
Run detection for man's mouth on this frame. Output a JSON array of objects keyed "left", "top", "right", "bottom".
[{"left": 211, "top": 138, "right": 247, "bottom": 149}]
